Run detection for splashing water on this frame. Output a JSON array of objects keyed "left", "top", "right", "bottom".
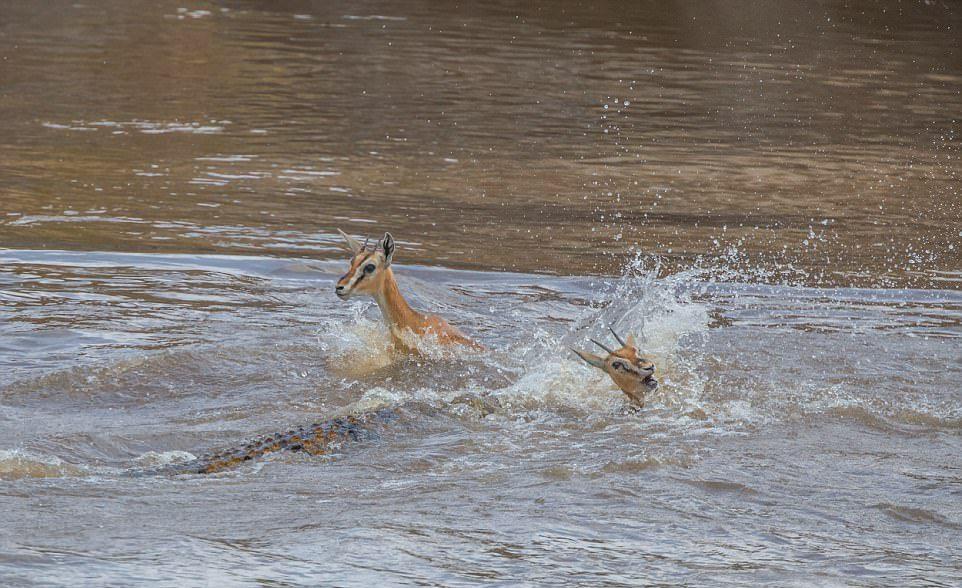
[
  {"left": 1, "top": 249, "right": 959, "bottom": 586},
  {"left": 0, "top": 449, "right": 84, "bottom": 481}
]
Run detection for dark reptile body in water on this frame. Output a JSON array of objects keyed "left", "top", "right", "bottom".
[{"left": 136, "top": 408, "right": 398, "bottom": 476}]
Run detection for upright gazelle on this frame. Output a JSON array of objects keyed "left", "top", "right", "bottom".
[
  {"left": 335, "top": 230, "right": 481, "bottom": 352},
  {"left": 572, "top": 327, "right": 658, "bottom": 407}
]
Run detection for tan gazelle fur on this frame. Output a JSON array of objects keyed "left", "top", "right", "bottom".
[
  {"left": 572, "top": 327, "right": 658, "bottom": 407},
  {"left": 335, "top": 230, "right": 482, "bottom": 352}
]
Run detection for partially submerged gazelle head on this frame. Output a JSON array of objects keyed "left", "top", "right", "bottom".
[
  {"left": 335, "top": 229, "right": 395, "bottom": 299},
  {"left": 572, "top": 327, "right": 658, "bottom": 407}
]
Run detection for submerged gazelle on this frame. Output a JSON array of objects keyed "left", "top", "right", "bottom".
[
  {"left": 335, "top": 229, "right": 481, "bottom": 352},
  {"left": 572, "top": 327, "right": 658, "bottom": 407}
]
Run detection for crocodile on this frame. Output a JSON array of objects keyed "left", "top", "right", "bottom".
[{"left": 133, "top": 407, "right": 398, "bottom": 476}]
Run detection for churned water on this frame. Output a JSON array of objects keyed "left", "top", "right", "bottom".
[
  {"left": 2, "top": 250, "right": 959, "bottom": 585},
  {"left": 1, "top": 1, "right": 960, "bottom": 586}
]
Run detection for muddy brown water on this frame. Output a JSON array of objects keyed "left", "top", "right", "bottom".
[{"left": 1, "top": 1, "right": 960, "bottom": 586}]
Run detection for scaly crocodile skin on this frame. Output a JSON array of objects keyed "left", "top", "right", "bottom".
[{"left": 138, "top": 408, "right": 397, "bottom": 475}]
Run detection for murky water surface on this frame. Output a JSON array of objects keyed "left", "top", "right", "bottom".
[{"left": 1, "top": 1, "right": 961, "bottom": 585}]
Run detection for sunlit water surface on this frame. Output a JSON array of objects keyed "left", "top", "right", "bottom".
[{"left": 1, "top": 0, "right": 961, "bottom": 586}]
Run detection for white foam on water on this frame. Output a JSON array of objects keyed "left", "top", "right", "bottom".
[
  {"left": 0, "top": 449, "right": 84, "bottom": 480},
  {"left": 317, "top": 297, "right": 490, "bottom": 381},
  {"left": 133, "top": 450, "right": 197, "bottom": 468},
  {"left": 318, "top": 308, "right": 396, "bottom": 378},
  {"left": 350, "top": 385, "right": 468, "bottom": 414},
  {"left": 489, "top": 254, "right": 712, "bottom": 417},
  {"left": 491, "top": 357, "right": 625, "bottom": 413}
]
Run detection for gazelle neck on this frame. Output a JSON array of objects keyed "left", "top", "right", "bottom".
[{"left": 373, "top": 268, "right": 421, "bottom": 329}]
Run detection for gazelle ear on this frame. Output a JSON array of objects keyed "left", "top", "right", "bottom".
[
  {"left": 572, "top": 348, "right": 606, "bottom": 370},
  {"left": 380, "top": 232, "right": 396, "bottom": 265},
  {"left": 626, "top": 333, "right": 637, "bottom": 348},
  {"left": 337, "top": 229, "right": 363, "bottom": 255}
]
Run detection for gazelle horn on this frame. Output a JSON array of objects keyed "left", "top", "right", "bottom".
[
  {"left": 337, "top": 229, "right": 363, "bottom": 255},
  {"left": 608, "top": 326, "right": 626, "bottom": 347},
  {"left": 590, "top": 338, "right": 613, "bottom": 354}
]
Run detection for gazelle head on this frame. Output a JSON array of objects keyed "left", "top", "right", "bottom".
[
  {"left": 572, "top": 327, "right": 657, "bottom": 407},
  {"left": 335, "top": 229, "right": 396, "bottom": 299}
]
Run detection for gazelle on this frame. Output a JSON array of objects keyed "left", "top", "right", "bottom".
[
  {"left": 335, "top": 229, "right": 482, "bottom": 352},
  {"left": 572, "top": 327, "right": 658, "bottom": 407}
]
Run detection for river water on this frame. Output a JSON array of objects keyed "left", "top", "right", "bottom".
[{"left": 1, "top": 1, "right": 960, "bottom": 586}]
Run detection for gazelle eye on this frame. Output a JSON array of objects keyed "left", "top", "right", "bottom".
[
  {"left": 612, "top": 361, "right": 627, "bottom": 371},
  {"left": 364, "top": 264, "right": 376, "bottom": 274}
]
